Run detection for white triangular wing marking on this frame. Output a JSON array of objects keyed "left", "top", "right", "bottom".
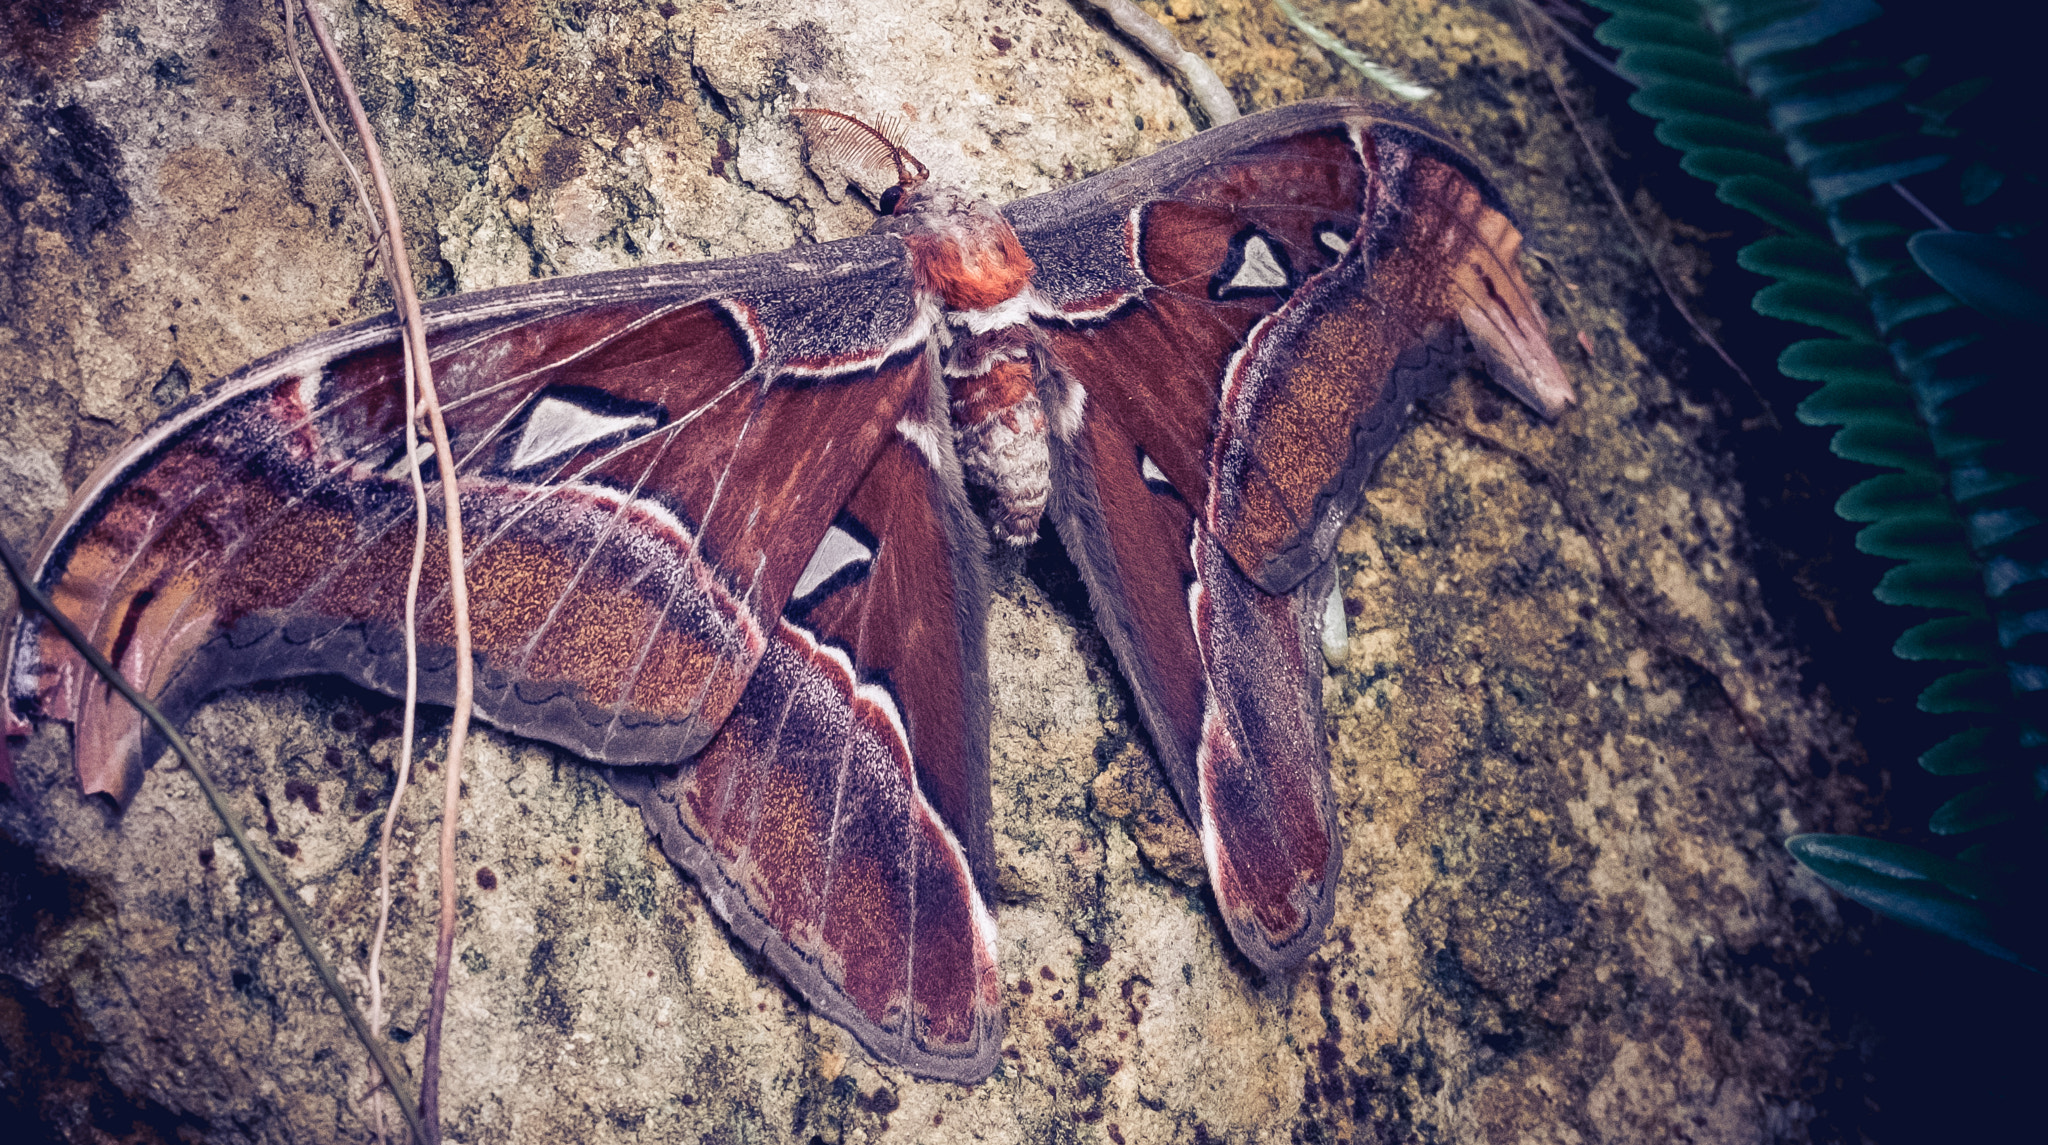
[
  {"left": 1140, "top": 453, "right": 1171, "bottom": 487},
  {"left": 1228, "top": 235, "right": 1290, "bottom": 291},
  {"left": 791, "top": 525, "right": 874, "bottom": 603},
  {"left": 510, "top": 396, "right": 659, "bottom": 470}
]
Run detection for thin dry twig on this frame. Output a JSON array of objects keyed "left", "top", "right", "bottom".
[
  {"left": 1074, "top": 0, "right": 1240, "bottom": 125},
  {"left": 1891, "top": 180, "right": 1953, "bottom": 232},
  {"left": 0, "top": 535, "right": 430, "bottom": 1143},
  {"left": 367, "top": 334, "right": 433, "bottom": 1143},
  {"left": 280, "top": 2, "right": 384, "bottom": 250},
  {"left": 292, "top": 4, "right": 476, "bottom": 1139},
  {"left": 1514, "top": 3, "right": 1783, "bottom": 431},
  {"left": 279, "top": 8, "right": 428, "bottom": 1140},
  {"left": 1512, "top": 0, "right": 1627, "bottom": 83}
]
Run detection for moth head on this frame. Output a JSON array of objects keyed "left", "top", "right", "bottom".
[{"left": 792, "top": 107, "right": 930, "bottom": 216}]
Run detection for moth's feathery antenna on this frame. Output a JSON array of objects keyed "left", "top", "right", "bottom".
[{"left": 793, "top": 107, "right": 931, "bottom": 196}]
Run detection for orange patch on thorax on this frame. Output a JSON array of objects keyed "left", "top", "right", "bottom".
[{"left": 905, "top": 224, "right": 1035, "bottom": 311}]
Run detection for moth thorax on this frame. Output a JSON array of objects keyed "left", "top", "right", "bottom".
[
  {"left": 900, "top": 186, "right": 1036, "bottom": 312},
  {"left": 946, "top": 335, "right": 1049, "bottom": 546}
]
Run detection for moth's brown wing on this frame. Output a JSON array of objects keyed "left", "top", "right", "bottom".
[
  {"left": 612, "top": 421, "right": 1002, "bottom": 1082},
  {"left": 6, "top": 241, "right": 936, "bottom": 804},
  {"left": 1011, "top": 100, "right": 1572, "bottom": 969},
  {"left": 10, "top": 241, "right": 1008, "bottom": 1079}
]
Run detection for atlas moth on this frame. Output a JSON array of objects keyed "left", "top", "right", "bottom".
[{"left": 5, "top": 99, "right": 1571, "bottom": 1080}]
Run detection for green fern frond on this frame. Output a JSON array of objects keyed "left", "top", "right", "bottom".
[
  {"left": 1785, "top": 833, "right": 2024, "bottom": 963},
  {"left": 1583, "top": 0, "right": 2045, "bottom": 963}
]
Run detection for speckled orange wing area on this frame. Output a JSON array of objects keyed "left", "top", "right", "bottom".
[
  {"left": 7, "top": 248, "right": 929, "bottom": 803},
  {"left": 1206, "top": 148, "right": 1571, "bottom": 595},
  {"left": 610, "top": 429, "right": 1002, "bottom": 1082}
]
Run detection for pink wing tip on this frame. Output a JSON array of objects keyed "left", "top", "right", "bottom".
[{"left": 1461, "top": 304, "right": 1576, "bottom": 420}]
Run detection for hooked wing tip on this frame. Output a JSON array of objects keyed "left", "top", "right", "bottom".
[
  {"left": 1461, "top": 303, "right": 1576, "bottom": 420},
  {"left": 73, "top": 692, "right": 149, "bottom": 806},
  {"left": 8, "top": 616, "right": 150, "bottom": 806},
  {"left": 1444, "top": 191, "right": 1577, "bottom": 421}
]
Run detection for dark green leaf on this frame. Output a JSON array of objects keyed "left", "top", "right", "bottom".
[
  {"left": 1829, "top": 421, "right": 1936, "bottom": 469},
  {"left": 1753, "top": 280, "right": 1874, "bottom": 338},
  {"left": 1723, "top": 0, "right": 1881, "bottom": 66},
  {"left": 1750, "top": 54, "right": 1901, "bottom": 100},
  {"left": 1739, "top": 235, "right": 1850, "bottom": 280},
  {"left": 1614, "top": 44, "right": 1743, "bottom": 88},
  {"left": 1795, "top": 378, "right": 1913, "bottom": 426},
  {"left": 1910, "top": 76, "right": 1993, "bottom": 121},
  {"left": 1654, "top": 116, "right": 1785, "bottom": 156},
  {"left": 1784, "top": 833, "right": 2020, "bottom": 963},
  {"left": 1894, "top": 332, "right": 1977, "bottom": 377},
  {"left": 1948, "top": 460, "right": 2034, "bottom": 505},
  {"left": 1860, "top": 268, "right": 1937, "bottom": 312},
  {"left": 1929, "top": 781, "right": 2021, "bottom": 833},
  {"left": 1681, "top": 147, "right": 1803, "bottom": 188},
  {"left": 1770, "top": 80, "right": 1907, "bottom": 132},
  {"left": 1790, "top": 130, "right": 1942, "bottom": 178},
  {"left": 1595, "top": 13, "right": 1725, "bottom": 57},
  {"left": 1920, "top": 726, "right": 1997, "bottom": 774},
  {"left": 1583, "top": 0, "right": 1700, "bottom": 16},
  {"left": 1968, "top": 506, "right": 2043, "bottom": 552},
  {"left": 1834, "top": 472, "right": 1943, "bottom": 522},
  {"left": 1958, "top": 161, "right": 2003, "bottom": 206},
  {"left": 1633, "top": 81, "right": 1773, "bottom": 126},
  {"left": 1908, "top": 232, "right": 2048, "bottom": 326},
  {"left": 1908, "top": 373, "right": 1993, "bottom": 428},
  {"left": 1875, "top": 559, "right": 1985, "bottom": 612},
  {"left": 1777, "top": 337, "right": 1891, "bottom": 383},
  {"left": 1830, "top": 213, "right": 1910, "bottom": 247},
  {"left": 1918, "top": 667, "right": 2010, "bottom": 714},
  {"left": 1832, "top": 217, "right": 1914, "bottom": 285},
  {"left": 1717, "top": 174, "right": 1829, "bottom": 236},
  {"left": 1985, "top": 553, "right": 2048, "bottom": 600},
  {"left": 1997, "top": 608, "right": 2048, "bottom": 653},
  {"left": 1856, "top": 514, "right": 1965, "bottom": 561},
  {"left": 1926, "top": 425, "right": 2004, "bottom": 465},
  {"left": 1870, "top": 287, "right": 1964, "bottom": 332},
  {"left": 2007, "top": 660, "right": 2047, "bottom": 696},
  {"left": 1808, "top": 154, "right": 1946, "bottom": 204},
  {"left": 1893, "top": 616, "right": 1998, "bottom": 662}
]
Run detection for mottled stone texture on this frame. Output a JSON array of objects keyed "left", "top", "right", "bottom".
[{"left": 1, "top": 1, "right": 1875, "bottom": 1142}]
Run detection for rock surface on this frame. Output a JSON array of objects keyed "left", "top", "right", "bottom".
[{"left": 1, "top": 1, "right": 1876, "bottom": 1141}]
